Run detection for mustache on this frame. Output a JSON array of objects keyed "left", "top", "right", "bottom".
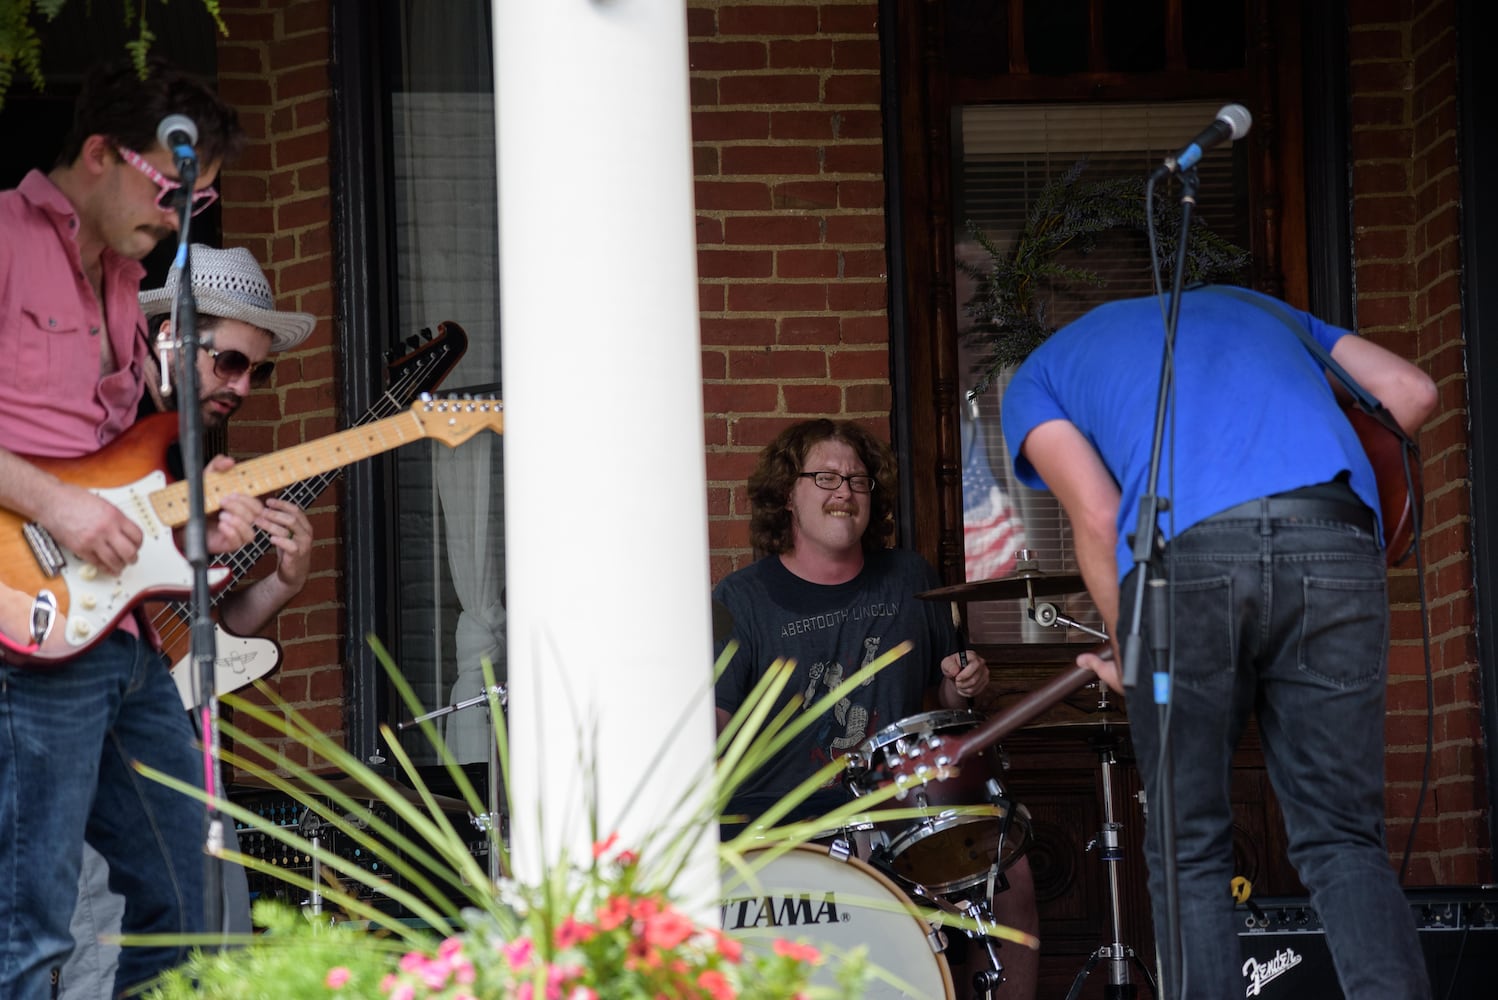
[{"left": 205, "top": 391, "right": 243, "bottom": 413}]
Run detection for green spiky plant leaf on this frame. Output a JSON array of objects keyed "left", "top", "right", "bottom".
[{"left": 131, "top": 638, "right": 1032, "bottom": 998}]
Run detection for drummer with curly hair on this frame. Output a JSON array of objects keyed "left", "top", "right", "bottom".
[{"left": 713, "top": 417, "right": 1039, "bottom": 1000}]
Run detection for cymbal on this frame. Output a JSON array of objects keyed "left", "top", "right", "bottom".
[{"left": 916, "top": 567, "right": 1086, "bottom": 603}]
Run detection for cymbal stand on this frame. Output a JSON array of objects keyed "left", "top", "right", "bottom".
[
  {"left": 1029, "top": 598, "right": 1109, "bottom": 641},
  {"left": 297, "top": 807, "right": 328, "bottom": 921},
  {"left": 1064, "top": 743, "right": 1156, "bottom": 1000},
  {"left": 399, "top": 684, "right": 508, "bottom": 883}
]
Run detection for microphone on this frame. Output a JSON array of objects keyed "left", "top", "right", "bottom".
[
  {"left": 1155, "top": 103, "right": 1252, "bottom": 177},
  {"left": 156, "top": 114, "right": 199, "bottom": 168}
]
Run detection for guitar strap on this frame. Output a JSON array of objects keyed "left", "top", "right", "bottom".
[{"left": 1200, "top": 284, "right": 1415, "bottom": 448}]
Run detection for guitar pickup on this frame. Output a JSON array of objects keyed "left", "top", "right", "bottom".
[{"left": 23, "top": 523, "right": 66, "bottom": 578}]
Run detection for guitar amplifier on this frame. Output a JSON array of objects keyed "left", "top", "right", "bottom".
[
  {"left": 230, "top": 786, "right": 491, "bottom": 918},
  {"left": 1236, "top": 887, "right": 1498, "bottom": 999}
]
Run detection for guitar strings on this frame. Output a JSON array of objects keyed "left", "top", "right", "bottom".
[{"left": 148, "top": 352, "right": 445, "bottom": 666}]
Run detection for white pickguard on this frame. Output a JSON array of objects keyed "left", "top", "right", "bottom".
[
  {"left": 56, "top": 472, "right": 230, "bottom": 648},
  {"left": 170, "top": 626, "right": 280, "bottom": 709}
]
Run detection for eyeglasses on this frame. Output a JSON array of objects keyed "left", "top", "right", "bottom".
[
  {"left": 203, "top": 347, "right": 274, "bottom": 387},
  {"left": 115, "top": 145, "right": 219, "bottom": 217},
  {"left": 798, "top": 471, "right": 875, "bottom": 494}
]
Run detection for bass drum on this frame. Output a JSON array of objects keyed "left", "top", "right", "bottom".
[{"left": 721, "top": 844, "right": 954, "bottom": 999}]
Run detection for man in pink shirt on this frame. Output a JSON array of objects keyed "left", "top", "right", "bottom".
[{"left": 0, "top": 60, "right": 262, "bottom": 997}]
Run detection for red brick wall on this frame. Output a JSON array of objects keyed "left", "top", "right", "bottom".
[
  {"left": 1348, "top": 0, "right": 1486, "bottom": 882},
  {"left": 217, "top": 0, "right": 344, "bottom": 767},
  {"left": 690, "top": 1, "right": 891, "bottom": 581}
]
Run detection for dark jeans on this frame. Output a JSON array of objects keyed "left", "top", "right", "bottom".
[
  {"left": 1123, "top": 510, "right": 1429, "bottom": 1000},
  {"left": 1, "top": 631, "right": 205, "bottom": 997}
]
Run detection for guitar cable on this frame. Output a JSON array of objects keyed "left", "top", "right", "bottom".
[{"left": 1395, "top": 435, "right": 1434, "bottom": 885}]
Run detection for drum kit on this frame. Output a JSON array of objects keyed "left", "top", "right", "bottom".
[{"left": 723, "top": 552, "right": 1155, "bottom": 1000}]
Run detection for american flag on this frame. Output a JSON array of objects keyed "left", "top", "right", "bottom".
[{"left": 962, "top": 416, "right": 1024, "bottom": 581}]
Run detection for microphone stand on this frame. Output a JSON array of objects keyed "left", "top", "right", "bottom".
[
  {"left": 1114, "top": 165, "right": 1200, "bottom": 1000},
  {"left": 163, "top": 159, "right": 227, "bottom": 938}
]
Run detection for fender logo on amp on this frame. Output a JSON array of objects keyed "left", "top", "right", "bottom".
[{"left": 1242, "top": 946, "right": 1303, "bottom": 996}]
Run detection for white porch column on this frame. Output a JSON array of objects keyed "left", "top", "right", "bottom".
[{"left": 492, "top": 0, "right": 718, "bottom": 913}]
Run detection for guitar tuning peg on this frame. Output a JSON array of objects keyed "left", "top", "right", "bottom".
[
  {"left": 419, "top": 326, "right": 432, "bottom": 340},
  {"left": 405, "top": 335, "right": 421, "bottom": 350},
  {"left": 381, "top": 349, "right": 394, "bottom": 362}
]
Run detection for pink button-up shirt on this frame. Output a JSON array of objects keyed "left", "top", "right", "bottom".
[{"left": 0, "top": 170, "right": 149, "bottom": 458}]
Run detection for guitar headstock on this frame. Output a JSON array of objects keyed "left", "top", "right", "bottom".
[
  {"left": 384, "top": 320, "right": 469, "bottom": 399},
  {"left": 844, "top": 735, "right": 961, "bottom": 801},
  {"left": 409, "top": 393, "right": 504, "bottom": 446}
]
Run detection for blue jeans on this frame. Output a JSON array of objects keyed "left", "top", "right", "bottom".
[
  {"left": 1, "top": 631, "right": 205, "bottom": 997},
  {"left": 1123, "top": 510, "right": 1429, "bottom": 1000}
]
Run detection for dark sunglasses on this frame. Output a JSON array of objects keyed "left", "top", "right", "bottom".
[{"left": 203, "top": 347, "right": 274, "bottom": 387}]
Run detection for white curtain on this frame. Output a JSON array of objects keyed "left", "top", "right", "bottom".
[{"left": 436, "top": 433, "right": 506, "bottom": 762}]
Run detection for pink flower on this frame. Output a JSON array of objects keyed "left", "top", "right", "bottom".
[
  {"left": 324, "top": 966, "right": 351, "bottom": 989},
  {"left": 554, "top": 914, "right": 596, "bottom": 949},
  {"left": 643, "top": 907, "right": 695, "bottom": 950},
  {"left": 773, "top": 939, "right": 821, "bottom": 964},
  {"left": 697, "top": 969, "right": 736, "bottom": 1000},
  {"left": 503, "top": 936, "right": 536, "bottom": 970},
  {"left": 596, "top": 894, "right": 632, "bottom": 931},
  {"left": 711, "top": 929, "right": 743, "bottom": 963},
  {"left": 438, "top": 936, "right": 466, "bottom": 960},
  {"left": 568, "top": 988, "right": 598, "bottom": 1000},
  {"left": 592, "top": 832, "right": 619, "bottom": 858}
]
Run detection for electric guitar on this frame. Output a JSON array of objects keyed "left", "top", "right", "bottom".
[
  {"left": 0, "top": 391, "right": 502, "bottom": 668},
  {"left": 160, "top": 322, "right": 468, "bottom": 707}
]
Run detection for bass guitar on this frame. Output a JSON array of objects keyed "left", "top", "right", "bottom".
[
  {"left": 0, "top": 392, "right": 502, "bottom": 667},
  {"left": 160, "top": 322, "right": 468, "bottom": 706}
]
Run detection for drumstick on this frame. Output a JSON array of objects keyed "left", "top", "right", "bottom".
[{"left": 950, "top": 601, "right": 973, "bottom": 703}]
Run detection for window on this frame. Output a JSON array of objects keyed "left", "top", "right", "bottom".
[
  {"left": 952, "top": 101, "right": 1249, "bottom": 644},
  {"left": 341, "top": 0, "right": 505, "bottom": 767}
]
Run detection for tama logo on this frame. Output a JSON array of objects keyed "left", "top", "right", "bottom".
[
  {"left": 721, "top": 893, "right": 845, "bottom": 930},
  {"left": 1242, "top": 946, "right": 1303, "bottom": 996}
]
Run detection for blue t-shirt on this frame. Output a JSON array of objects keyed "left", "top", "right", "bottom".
[
  {"left": 1001, "top": 286, "right": 1379, "bottom": 579},
  {"left": 713, "top": 548, "right": 955, "bottom": 822}
]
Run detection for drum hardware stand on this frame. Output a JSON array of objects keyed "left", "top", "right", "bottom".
[
  {"left": 399, "top": 683, "right": 509, "bottom": 883},
  {"left": 899, "top": 865, "right": 1012, "bottom": 1000},
  {"left": 297, "top": 808, "right": 330, "bottom": 921},
  {"left": 1064, "top": 742, "right": 1157, "bottom": 1000},
  {"left": 1030, "top": 599, "right": 1109, "bottom": 641}
]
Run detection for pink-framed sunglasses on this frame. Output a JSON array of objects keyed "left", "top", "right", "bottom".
[{"left": 115, "top": 145, "right": 219, "bottom": 217}]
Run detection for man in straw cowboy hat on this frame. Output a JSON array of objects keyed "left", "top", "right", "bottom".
[{"left": 61, "top": 244, "right": 319, "bottom": 999}]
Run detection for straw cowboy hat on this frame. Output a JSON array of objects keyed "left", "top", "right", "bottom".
[{"left": 139, "top": 244, "right": 315, "bottom": 352}]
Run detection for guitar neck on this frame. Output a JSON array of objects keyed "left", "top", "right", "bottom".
[
  {"left": 195, "top": 386, "right": 415, "bottom": 596},
  {"left": 150, "top": 409, "right": 429, "bottom": 529}
]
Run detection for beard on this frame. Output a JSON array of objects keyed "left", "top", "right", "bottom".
[{"left": 200, "top": 392, "right": 243, "bottom": 428}]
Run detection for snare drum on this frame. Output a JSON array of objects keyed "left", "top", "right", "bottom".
[
  {"left": 722, "top": 844, "right": 954, "bottom": 999},
  {"left": 845, "top": 709, "right": 1033, "bottom": 895}
]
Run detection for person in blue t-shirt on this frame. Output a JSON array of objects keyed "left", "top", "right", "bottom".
[
  {"left": 714, "top": 418, "right": 1038, "bottom": 999},
  {"left": 1001, "top": 285, "right": 1437, "bottom": 1000}
]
